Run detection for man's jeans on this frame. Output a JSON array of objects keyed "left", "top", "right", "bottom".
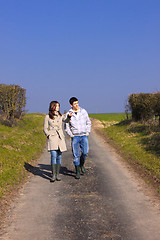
[
  {"left": 50, "top": 150, "right": 62, "bottom": 164},
  {"left": 71, "top": 135, "right": 89, "bottom": 166}
]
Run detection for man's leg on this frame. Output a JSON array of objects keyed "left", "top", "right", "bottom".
[
  {"left": 80, "top": 135, "right": 89, "bottom": 174},
  {"left": 71, "top": 136, "right": 80, "bottom": 179},
  {"left": 71, "top": 136, "right": 80, "bottom": 165}
]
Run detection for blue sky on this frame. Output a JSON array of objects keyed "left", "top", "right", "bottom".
[{"left": 0, "top": 0, "right": 160, "bottom": 114}]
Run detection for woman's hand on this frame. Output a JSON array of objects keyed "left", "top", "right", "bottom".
[{"left": 68, "top": 112, "right": 73, "bottom": 117}]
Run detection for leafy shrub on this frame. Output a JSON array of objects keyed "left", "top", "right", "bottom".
[
  {"left": 0, "top": 84, "right": 26, "bottom": 126},
  {"left": 128, "top": 93, "right": 160, "bottom": 123}
]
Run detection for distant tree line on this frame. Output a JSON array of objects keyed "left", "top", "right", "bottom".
[
  {"left": 128, "top": 92, "right": 160, "bottom": 125},
  {"left": 0, "top": 84, "right": 26, "bottom": 126}
]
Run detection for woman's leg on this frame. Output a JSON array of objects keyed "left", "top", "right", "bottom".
[
  {"left": 56, "top": 150, "right": 62, "bottom": 165},
  {"left": 56, "top": 150, "right": 62, "bottom": 181},
  {"left": 50, "top": 150, "right": 57, "bottom": 182}
]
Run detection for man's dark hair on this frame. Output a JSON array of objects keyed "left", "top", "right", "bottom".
[{"left": 69, "top": 97, "right": 78, "bottom": 105}]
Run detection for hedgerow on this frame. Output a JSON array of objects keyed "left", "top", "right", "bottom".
[
  {"left": 0, "top": 84, "right": 26, "bottom": 126},
  {"left": 128, "top": 92, "right": 160, "bottom": 124}
]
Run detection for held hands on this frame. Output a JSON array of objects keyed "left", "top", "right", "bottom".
[
  {"left": 68, "top": 112, "right": 73, "bottom": 117},
  {"left": 67, "top": 112, "right": 73, "bottom": 119}
]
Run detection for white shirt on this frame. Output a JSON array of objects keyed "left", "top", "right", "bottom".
[{"left": 65, "top": 107, "right": 91, "bottom": 137}]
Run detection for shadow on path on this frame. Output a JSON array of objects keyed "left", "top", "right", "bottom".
[
  {"left": 24, "top": 162, "right": 75, "bottom": 180},
  {"left": 60, "top": 166, "right": 75, "bottom": 178},
  {"left": 24, "top": 162, "right": 51, "bottom": 181}
]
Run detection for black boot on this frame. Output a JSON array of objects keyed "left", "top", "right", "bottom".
[
  {"left": 80, "top": 164, "right": 86, "bottom": 175},
  {"left": 56, "top": 164, "right": 61, "bottom": 181},
  {"left": 75, "top": 165, "right": 80, "bottom": 179},
  {"left": 80, "top": 158, "right": 86, "bottom": 175},
  {"left": 50, "top": 164, "right": 56, "bottom": 182}
]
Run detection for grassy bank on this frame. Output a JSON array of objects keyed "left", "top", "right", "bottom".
[
  {"left": 0, "top": 113, "right": 46, "bottom": 199},
  {"left": 90, "top": 113, "right": 160, "bottom": 192}
]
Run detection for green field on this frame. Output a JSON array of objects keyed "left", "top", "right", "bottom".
[
  {"left": 89, "top": 113, "right": 127, "bottom": 122},
  {"left": 0, "top": 113, "right": 46, "bottom": 199},
  {"left": 90, "top": 113, "right": 160, "bottom": 192}
]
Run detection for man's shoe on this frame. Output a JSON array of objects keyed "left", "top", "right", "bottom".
[
  {"left": 75, "top": 165, "right": 80, "bottom": 179},
  {"left": 80, "top": 165, "right": 86, "bottom": 175}
]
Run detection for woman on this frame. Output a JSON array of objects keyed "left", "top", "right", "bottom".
[{"left": 43, "top": 101, "right": 71, "bottom": 182}]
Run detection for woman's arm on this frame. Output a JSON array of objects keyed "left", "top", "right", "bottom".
[
  {"left": 62, "top": 112, "right": 72, "bottom": 123},
  {"left": 43, "top": 115, "right": 50, "bottom": 137}
]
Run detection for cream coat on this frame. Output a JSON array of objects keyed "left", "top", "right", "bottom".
[{"left": 43, "top": 113, "right": 69, "bottom": 152}]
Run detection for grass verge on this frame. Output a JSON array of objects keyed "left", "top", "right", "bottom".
[
  {"left": 0, "top": 113, "right": 46, "bottom": 200},
  {"left": 90, "top": 113, "right": 160, "bottom": 193}
]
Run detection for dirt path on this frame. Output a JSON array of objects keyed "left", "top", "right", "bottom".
[{"left": 1, "top": 123, "right": 160, "bottom": 240}]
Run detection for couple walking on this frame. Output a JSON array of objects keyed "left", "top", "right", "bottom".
[{"left": 43, "top": 97, "right": 91, "bottom": 182}]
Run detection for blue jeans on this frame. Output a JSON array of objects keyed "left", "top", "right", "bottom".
[
  {"left": 50, "top": 150, "right": 62, "bottom": 165},
  {"left": 71, "top": 135, "right": 89, "bottom": 166}
]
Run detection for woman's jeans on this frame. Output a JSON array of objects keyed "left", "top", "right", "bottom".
[
  {"left": 71, "top": 135, "right": 89, "bottom": 166},
  {"left": 50, "top": 150, "right": 62, "bottom": 165}
]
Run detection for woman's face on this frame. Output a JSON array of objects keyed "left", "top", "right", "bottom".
[{"left": 55, "top": 103, "right": 60, "bottom": 111}]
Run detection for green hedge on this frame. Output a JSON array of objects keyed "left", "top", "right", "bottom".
[
  {"left": 0, "top": 84, "right": 26, "bottom": 126},
  {"left": 128, "top": 93, "right": 160, "bottom": 123}
]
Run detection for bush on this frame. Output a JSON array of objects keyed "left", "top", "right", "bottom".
[
  {"left": 0, "top": 84, "right": 26, "bottom": 126},
  {"left": 154, "top": 93, "right": 160, "bottom": 125},
  {"left": 128, "top": 93, "right": 160, "bottom": 123}
]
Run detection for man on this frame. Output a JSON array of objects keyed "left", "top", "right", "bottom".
[{"left": 65, "top": 97, "right": 91, "bottom": 179}]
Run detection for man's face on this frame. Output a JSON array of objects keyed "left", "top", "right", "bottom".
[{"left": 71, "top": 101, "right": 79, "bottom": 111}]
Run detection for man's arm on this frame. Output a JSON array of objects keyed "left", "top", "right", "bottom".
[{"left": 85, "top": 111, "right": 91, "bottom": 135}]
